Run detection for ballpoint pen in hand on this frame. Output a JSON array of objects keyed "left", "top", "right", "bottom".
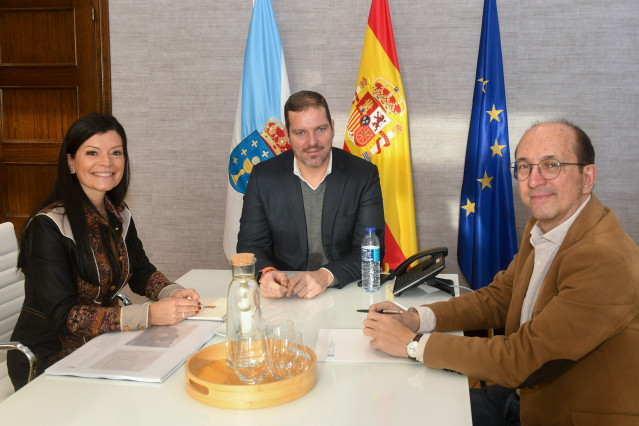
[{"left": 357, "top": 309, "right": 404, "bottom": 314}]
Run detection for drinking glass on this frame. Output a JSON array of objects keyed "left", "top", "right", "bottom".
[
  {"left": 233, "top": 330, "right": 270, "bottom": 384},
  {"left": 289, "top": 331, "right": 309, "bottom": 375},
  {"left": 267, "top": 319, "right": 298, "bottom": 380}
]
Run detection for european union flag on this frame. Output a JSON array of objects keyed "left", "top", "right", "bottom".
[{"left": 458, "top": 0, "right": 518, "bottom": 290}]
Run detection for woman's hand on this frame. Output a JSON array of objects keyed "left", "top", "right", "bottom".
[
  {"left": 170, "top": 288, "right": 200, "bottom": 301},
  {"left": 148, "top": 288, "right": 201, "bottom": 325}
]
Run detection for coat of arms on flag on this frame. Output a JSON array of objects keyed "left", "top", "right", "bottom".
[
  {"left": 228, "top": 118, "right": 290, "bottom": 193},
  {"left": 343, "top": 0, "right": 417, "bottom": 270},
  {"left": 346, "top": 77, "right": 406, "bottom": 162}
]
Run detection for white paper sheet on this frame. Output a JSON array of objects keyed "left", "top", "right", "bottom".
[
  {"left": 314, "top": 329, "right": 414, "bottom": 363},
  {"left": 186, "top": 297, "right": 227, "bottom": 321},
  {"left": 45, "top": 321, "right": 218, "bottom": 382}
]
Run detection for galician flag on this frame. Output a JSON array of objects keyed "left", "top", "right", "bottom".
[
  {"left": 458, "top": 0, "right": 518, "bottom": 290},
  {"left": 344, "top": 0, "right": 417, "bottom": 271},
  {"left": 223, "top": 0, "right": 291, "bottom": 259}
]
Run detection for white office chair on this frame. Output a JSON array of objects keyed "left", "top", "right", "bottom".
[{"left": 0, "top": 222, "right": 35, "bottom": 402}]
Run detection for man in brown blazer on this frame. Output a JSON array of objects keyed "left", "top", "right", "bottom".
[{"left": 364, "top": 121, "right": 639, "bottom": 425}]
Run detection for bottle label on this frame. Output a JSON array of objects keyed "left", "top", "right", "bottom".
[{"left": 362, "top": 246, "right": 380, "bottom": 262}]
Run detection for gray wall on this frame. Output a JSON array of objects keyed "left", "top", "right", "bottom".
[{"left": 109, "top": 0, "right": 639, "bottom": 282}]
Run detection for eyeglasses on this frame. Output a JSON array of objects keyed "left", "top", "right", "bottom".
[{"left": 510, "top": 159, "right": 587, "bottom": 181}]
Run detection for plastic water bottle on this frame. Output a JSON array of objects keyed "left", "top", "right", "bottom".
[{"left": 361, "top": 227, "right": 381, "bottom": 292}]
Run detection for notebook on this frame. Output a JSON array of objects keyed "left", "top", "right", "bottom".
[{"left": 186, "top": 297, "right": 227, "bottom": 322}]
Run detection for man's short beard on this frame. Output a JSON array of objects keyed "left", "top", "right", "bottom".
[{"left": 298, "top": 149, "right": 330, "bottom": 168}]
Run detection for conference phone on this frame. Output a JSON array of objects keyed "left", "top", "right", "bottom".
[{"left": 388, "top": 247, "right": 454, "bottom": 296}]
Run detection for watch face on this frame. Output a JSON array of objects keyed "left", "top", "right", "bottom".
[{"left": 407, "top": 341, "right": 418, "bottom": 359}]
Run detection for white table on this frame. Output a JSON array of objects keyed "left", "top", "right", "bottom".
[{"left": 0, "top": 270, "right": 471, "bottom": 425}]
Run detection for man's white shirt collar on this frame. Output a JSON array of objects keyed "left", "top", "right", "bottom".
[{"left": 530, "top": 195, "right": 592, "bottom": 243}]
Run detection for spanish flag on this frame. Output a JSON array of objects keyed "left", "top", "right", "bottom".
[{"left": 344, "top": 0, "right": 417, "bottom": 271}]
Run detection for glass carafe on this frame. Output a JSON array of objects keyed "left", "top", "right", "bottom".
[{"left": 225, "top": 253, "right": 265, "bottom": 375}]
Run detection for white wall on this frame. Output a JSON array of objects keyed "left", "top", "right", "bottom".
[{"left": 109, "top": 0, "right": 639, "bottom": 281}]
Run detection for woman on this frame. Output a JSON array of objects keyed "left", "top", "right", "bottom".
[{"left": 8, "top": 113, "right": 201, "bottom": 390}]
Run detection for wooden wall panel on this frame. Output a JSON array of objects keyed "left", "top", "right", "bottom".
[
  {"left": 3, "top": 164, "right": 57, "bottom": 216},
  {"left": 2, "top": 88, "right": 78, "bottom": 142},
  {"left": 0, "top": 9, "right": 76, "bottom": 65}
]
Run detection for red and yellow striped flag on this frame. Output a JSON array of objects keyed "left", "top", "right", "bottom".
[{"left": 344, "top": 0, "right": 417, "bottom": 271}]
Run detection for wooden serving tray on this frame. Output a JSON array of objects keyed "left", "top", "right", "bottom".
[{"left": 185, "top": 342, "right": 317, "bottom": 409}]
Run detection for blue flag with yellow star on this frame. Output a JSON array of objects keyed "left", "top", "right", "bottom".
[{"left": 458, "top": 0, "right": 517, "bottom": 290}]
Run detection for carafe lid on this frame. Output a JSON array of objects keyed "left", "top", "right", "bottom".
[{"left": 231, "top": 253, "right": 255, "bottom": 266}]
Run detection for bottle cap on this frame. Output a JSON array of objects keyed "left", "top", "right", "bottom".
[
  {"left": 365, "top": 227, "right": 375, "bottom": 233},
  {"left": 231, "top": 253, "right": 255, "bottom": 266}
]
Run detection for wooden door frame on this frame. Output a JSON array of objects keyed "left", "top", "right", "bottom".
[{"left": 96, "top": 0, "right": 112, "bottom": 115}]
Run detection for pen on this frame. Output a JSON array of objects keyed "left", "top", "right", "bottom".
[
  {"left": 357, "top": 309, "right": 404, "bottom": 314},
  {"left": 393, "top": 301, "right": 408, "bottom": 311},
  {"left": 201, "top": 305, "right": 216, "bottom": 309}
]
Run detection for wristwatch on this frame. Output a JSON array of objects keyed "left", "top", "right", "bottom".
[{"left": 406, "top": 333, "right": 423, "bottom": 359}]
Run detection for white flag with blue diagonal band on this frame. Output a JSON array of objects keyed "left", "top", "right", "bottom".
[{"left": 223, "top": 0, "right": 291, "bottom": 260}]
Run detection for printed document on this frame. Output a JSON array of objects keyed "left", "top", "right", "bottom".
[{"left": 46, "top": 321, "right": 218, "bottom": 382}]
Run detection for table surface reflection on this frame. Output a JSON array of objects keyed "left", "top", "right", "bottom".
[{"left": 0, "top": 269, "right": 471, "bottom": 425}]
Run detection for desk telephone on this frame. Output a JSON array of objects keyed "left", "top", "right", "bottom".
[{"left": 388, "top": 247, "right": 454, "bottom": 296}]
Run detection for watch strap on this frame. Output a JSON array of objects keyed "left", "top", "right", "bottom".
[
  {"left": 256, "top": 266, "right": 277, "bottom": 284},
  {"left": 406, "top": 333, "right": 423, "bottom": 359}
]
